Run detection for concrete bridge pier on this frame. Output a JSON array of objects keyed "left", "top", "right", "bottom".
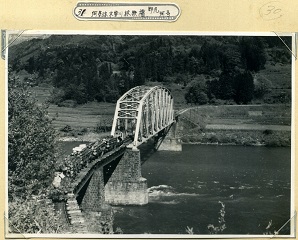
[
  {"left": 157, "top": 121, "right": 182, "bottom": 151},
  {"left": 105, "top": 148, "right": 148, "bottom": 205}
]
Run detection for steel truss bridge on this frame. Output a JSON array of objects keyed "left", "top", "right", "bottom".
[
  {"left": 111, "top": 85, "right": 175, "bottom": 147},
  {"left": 57, "top": 86, "right": 177, "bottom": 228}
]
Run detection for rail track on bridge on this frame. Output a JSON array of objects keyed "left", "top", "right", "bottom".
[
  {"left": 72, "top": 144, "right": 127, "bottom": 195},
  {"left": 55, "top": 137, "right": 132, "bottom": 230},
  {"left": 53, "top": 85, "right": 176, "bottom": 232}
]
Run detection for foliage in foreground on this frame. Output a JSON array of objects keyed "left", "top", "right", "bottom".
[
  {"left": 8, "top": 74, "right": 58, "bottom": 198},
  {"left": 8, "top": 73, "right": 69, "bottom": 233},
  {"left": 8, "top": 196, "right": 69, "bottom": 234},
  {"left": 207, "top": 201, "right": 227, "bottom": 234},
  {"left": 186, "top": 201, "right": 226, "bottom": 235}
]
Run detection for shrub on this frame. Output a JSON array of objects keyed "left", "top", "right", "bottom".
[
  {"left": 185, "top": 79, "right": 208, "bottom": 105},
  {"left": 81, "top": 127, "right": 88, "bottom": 133},
  {"left": 186, "top": 226, "right": 194, "bottom": 234},
  {"left": 254, "top": 77, "right": 273, "bottom": 99},
  {"left": 48, "top": 88, "right": 66, "bottom": 105},
  {"left": 8, "top": 73, "right": 57, "bottom": 199},
  {"left": 57, "top": 100, "right": 77, "bottom": 108},
  {"left": 9, "top": 196, "right": 69, "bottom": 234},
  {"left": 207, "top": 201, "right": 227, "bottom": 234},
  {"left": 60, "top": 125, "right": 72, "bottom": 133},
  {"left": 209, "top": 135, "right": 218, "bottom": 143},
  {"left": 263, "top": 129, "right": 273, "bottom": 135}
]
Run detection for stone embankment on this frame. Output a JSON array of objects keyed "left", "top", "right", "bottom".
[{"left": 65, "top": 193, "right": 88, "bottom": 233}]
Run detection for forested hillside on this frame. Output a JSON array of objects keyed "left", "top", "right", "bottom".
[{"left": 8, "top": 35, "right": 292, "bottom": 105}]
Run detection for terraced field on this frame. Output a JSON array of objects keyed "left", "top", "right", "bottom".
[
  {"left": 181, "top": 104, "right": 291, "bottom": 127},
  {"left": 48, "top": 103, "right": 115, "bottom": 130},
  {"left": 31, "top": 85, "right": 115, "bottom": 131}
]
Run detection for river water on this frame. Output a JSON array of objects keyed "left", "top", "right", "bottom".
[
  {"left": 112, "top": 144, "right": 291, "bottom": 235},
  {"left": 58, "top": 142, "right": 291, "bottom": 235}
]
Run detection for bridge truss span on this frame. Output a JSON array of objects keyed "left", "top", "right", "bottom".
[{"left": 111, "top": 86, "right": 174, "bottom": 147}]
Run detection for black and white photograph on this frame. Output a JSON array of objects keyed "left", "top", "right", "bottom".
[{"left": 6, "top": 32, "right": 295, "bottom": 237}]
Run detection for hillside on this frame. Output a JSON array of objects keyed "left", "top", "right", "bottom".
[{"left": 8, "top": 34, "right": 292, "bottom": 107}]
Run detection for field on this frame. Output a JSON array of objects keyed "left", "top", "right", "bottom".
[
  {"left": 30, "top": 85, "right": 115, "bottom": 140},
  {"left": 256, "top": 63, "right": 292, "bottom": 104},
  {"left": 181, "top": 104, "right": 291, "bottom": 126},
  {"left": 29, "top": 66, "right": 292, "bottom": 144},
  {"left": 179, "top": 104, "right": 291, "bottom": 146},
  {"left": 48, "top": 103, "right": 114, "bottom": 130}
]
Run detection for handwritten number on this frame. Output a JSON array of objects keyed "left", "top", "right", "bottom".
[
  {"left": 273, "top": 8, "right": 282, "bottom": 14},
  {"left": 78, "top": 9, "right": 86, "bottom": 16},
  {"left": 260, "top": 2, "right": 283, "bottom": 20},
  {"left": 265, "top": 5, "right": 274, "bottom": 15},
  {"left": 265, "top": 5, "right": 281, "bottom": 15}
]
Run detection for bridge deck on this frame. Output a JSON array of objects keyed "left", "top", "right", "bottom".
[{"left": 72, "top": 145, "right": 127, "bottom": 195}]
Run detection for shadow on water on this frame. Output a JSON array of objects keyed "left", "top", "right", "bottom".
[{"left": 138, "top": 139, "right": 158, "bottom": 165}]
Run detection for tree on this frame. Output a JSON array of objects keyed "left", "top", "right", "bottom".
[
  {"left": 8, "top": 73, "right": 70, "bottom": 233},
  {"left": 253, "top": 75, "right": 273, "bottom": 99},
  {"left": 64, "top": 83, "right": 88, "bottom": 104},
  {"left": 240, "top": 37, "right": 267, "bottom": 72},
  {"left": 215, "top": 72, "right": 236, "bottom": 100},
  {"left": 133, "top": 65, "right": 145, "bottom": 86},
  {"left": 185, "top": 79, "right": 208, "bottom": 105},
  {"left": 8, "top": 73, "right": 57, "bottom": 199},
  {"left": 24, "top": 56, "right": 36, "bottom": 74},
  {"left": 233, "top": 71, "right": 254, "bottom": 104},
  {"left": 200, "top": 41, "right": 221, "bottom": 72}
]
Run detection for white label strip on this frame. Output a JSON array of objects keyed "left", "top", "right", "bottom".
[{"left": 73, "top": 2, "right": 180, "bottom": 21}]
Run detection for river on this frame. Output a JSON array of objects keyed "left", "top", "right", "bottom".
[
  {"left": 113, "top": 144, "right": 291, "bottom": 235},
  {"left": 58, "top": 142, "right": 291, "bottom": 235}
]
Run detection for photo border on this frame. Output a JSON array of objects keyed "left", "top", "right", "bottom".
[{"left": 4, "top": 30, "right": 296, "bottom": 239}]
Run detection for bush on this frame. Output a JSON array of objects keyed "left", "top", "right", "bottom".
[
  {"left": 254, "top": 77, "right": 273, "bottom": 99},
  {"left": 9, "top": 196, "right": 69, "bottom": 234},
  {"left": 264, "top": 132, "right": 291, "bottom": 147},
  {"left": 207, "top": 201, "right": 227, "bottom": 234},
  {"left": 263, "top": 129, "right": 273, "bottom": 135},
  {"left": 60, "top": 125, "right": 72, "bottom": 133},
  {"left": 209, "top": 135, "right": 218, "bottom": 143},
  {"left": 48, "top": 88, "right": 66, "bottom": 105},
  {"left": 185, "top": 79, "right": 208, "bottom": 105},
  {"left": 8, "top": 74, "right": 58, "bottom": 199},
  {"left": 57, "top": 100, "right": 77, "bottom": 108}
]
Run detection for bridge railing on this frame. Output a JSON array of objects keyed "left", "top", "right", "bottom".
[{"left": 50, "top": 136, "right": 128, "bottom": 200}]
